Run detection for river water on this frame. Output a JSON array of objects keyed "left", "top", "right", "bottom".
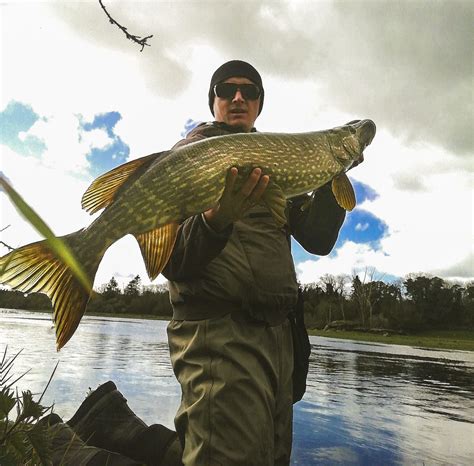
[{"left": 1, "top": 309, "right": 473, "bottom": 465}]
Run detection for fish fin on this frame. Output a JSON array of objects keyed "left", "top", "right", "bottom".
[
  {"left": 332, "top": 173, "right": 356, "bottom": 211},
  {"left": 0, "top": 230, "right": 102, "bottom": 350},
  {"left": 81, "top": 152, "right": 161, "bottom": 214},
  {"left": 135, "top": 223, "right": 179, "bottom": 281},
  {"left": 261, "top": 182, "right": 288, "bottom": 227}
]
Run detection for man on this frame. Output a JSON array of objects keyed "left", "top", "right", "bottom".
[
  {"left": 62, "top": 60, "right": 348, "bottom": 466},
  {"left": 162, "top": 60, "right": 347, "bottom": 466}
]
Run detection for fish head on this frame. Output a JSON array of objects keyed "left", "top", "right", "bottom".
[{"left": 327, "top": 119, "right": 376, "bottom": 169}]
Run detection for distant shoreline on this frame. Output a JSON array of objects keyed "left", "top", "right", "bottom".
[
  {"left": 308, "top": 328, "right": 474, "bottom": 352},
  {"left": 3, "top": 307, "right": 473, "bottom": 352}
]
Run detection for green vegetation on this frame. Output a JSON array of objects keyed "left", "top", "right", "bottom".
[
  {"left": 0, "top": 275, "right": 173, "bottom": 319},
  {"left": 308, "top": 329, "right": 474, "bottom": 351},
  {"left": 301, "top": 272, "right": 473, "bottom": 333},
  {"left": 0, "top": 176, "right": 91, "bottom": 292},
  {"left": 0, "top": 348, "right": 56, "bottom": 465},
  {"left": 1, "top": 271, "right": 473, "bottom": 352}
]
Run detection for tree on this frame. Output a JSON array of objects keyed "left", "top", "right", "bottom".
[
  {"left": 124, "top": 275, "right": 141, "bottom": 297},
  {"left": 404, "top": 275, "right": 457, "bottom": 328},
  {"left": 101, "top": 276, "right": 121, "bottom": 299},
  {"left": 318, "top": 274, "right": 350, "bottom": 322},
  {"left": 350, "top": 268, "right": 381, "bottom": 328}
]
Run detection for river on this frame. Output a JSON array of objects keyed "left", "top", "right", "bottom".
[{"left": 1, "top": 309, "right": 473, "bottom": 465}]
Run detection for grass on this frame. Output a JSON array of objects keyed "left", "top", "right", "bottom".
[
  {"left": 85, "top": 311, "right": 172, "bottom": 321},
  {"left": 7, "top": 308, "right": 473, "bottom": 351},
  {"left": 308, "top": 328, "right": 474, "bottom": 352},
  {"left": 91, "top": 313, "right": 474, "bottom": 352}
]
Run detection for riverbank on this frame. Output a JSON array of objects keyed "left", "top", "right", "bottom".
[
  {"left": 87, "top": 311, "right": 473, "bottom": 352},
  {"left": 2, "top": 308, "right": 472, "bottom": 352},
  {"left": 308, "top": 328, "right": 474, "bottom": 352},
  {"left": 89, "top": 311, "right": 473, "bottom": 352}
]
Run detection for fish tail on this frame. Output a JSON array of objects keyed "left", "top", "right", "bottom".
[{"left": 0, "top": 229, "right": 105, "bottom": 350}]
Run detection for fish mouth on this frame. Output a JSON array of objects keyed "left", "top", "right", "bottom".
[
  {"left": 334, "top": 119, "right": 377, "bottom": 167},
  {"left": 359, "top": 119, "right": 376, "bottom": 149}
]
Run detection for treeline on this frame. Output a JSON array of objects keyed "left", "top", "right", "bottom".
[
  {"left": 0, "top": 275, "right": 173, "bottom": 318},
  {"left": 302, "top": 273, "right": 473, "bottom": 331},
  {"left": 1, "top": 273, "right": 472, "bottom": 332}
]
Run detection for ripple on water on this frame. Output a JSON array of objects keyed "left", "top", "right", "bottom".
[{"left": 1, "top": 310, "right": 473, "bottom": 465}]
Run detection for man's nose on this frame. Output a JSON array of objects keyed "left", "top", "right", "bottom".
[{"left": 232, "top": 89, "right": 245, "bottom": 103}]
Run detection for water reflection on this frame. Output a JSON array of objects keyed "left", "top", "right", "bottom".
[
  {"left": 1, "top": 309, "right": 473, "bottom": 465},
  {"left": 297, "top": 337, "right": 474, "bottom": 465}
]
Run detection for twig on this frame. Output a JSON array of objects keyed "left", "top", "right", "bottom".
[
  {"left": 0, "top": 241, "right": 14, "bottom": 251},
  {"left": 98, "top": 0, "right": 153, "bottom": 52},
  {"left": 1, "top": 225, "right": 14, "bottom": 250}
]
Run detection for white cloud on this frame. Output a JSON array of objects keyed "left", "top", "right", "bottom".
[
  {"left": 23, "top": 114, "right": 86, "bottom": 173},
  {"left": 296, "top": 126, "right": 473, "bottom": 284},
  {"left": 355, "top": 222, "right": 369, "bottom": 232},
  {"left": 1, "top": 1, "right": 472, "bottom": 288},
  {"left": 297, "top": 242, "right": 387, "bottom": 285},
  {"left": 1, "top": 146, "right": 91, "bottom": 243},
  {"left": 81, "top": 127, "right": 113, "bottom": 151}
]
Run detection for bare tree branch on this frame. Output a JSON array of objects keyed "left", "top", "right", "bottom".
[
  {"left": 0, "top": 225, "right": 14, "bottom": 251},
  {"left": 98, "top": 0, "right": 153, "bottom": 52}
]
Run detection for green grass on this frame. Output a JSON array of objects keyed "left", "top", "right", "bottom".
[
  {"left": 308, "top": 328, "right": 474, "bottom": 352},
  {"left": 86, "top": 311, "right": 172, "bottom": 321},
  {"left": 10, "top": 308, "right": 473, "bottom": 351}
]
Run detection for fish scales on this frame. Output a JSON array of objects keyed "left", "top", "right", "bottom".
[
  {"left": 77, "top": 126, "right": 367, "bottom": 255},
  {"left": 0, "top": 119, "right": 376, "bottom": 349}
]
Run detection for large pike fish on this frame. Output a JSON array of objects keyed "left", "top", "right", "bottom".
[{"left": 1, "top": 119, "right": 376, "bottom": 349}]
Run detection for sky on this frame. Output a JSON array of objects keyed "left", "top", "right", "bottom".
[{"left": 1, "top": 0, "right": 472, "bottom": 290}]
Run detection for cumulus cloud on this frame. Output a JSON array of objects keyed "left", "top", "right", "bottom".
[
  {"left": 50, "top": 0, "right": 473, "bottom": 157},
  {"left": 23, "top": 111, "right": 114, "bottom": 174},
  {"left": 2, "top": 1, "right": 472, "bottom": 286},
  {"left": 296, "top": 127, "right": 473, "bottom": 283}
]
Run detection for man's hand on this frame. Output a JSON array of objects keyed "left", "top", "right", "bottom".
[{"left": 204, "top": 167, "right": 269, "bottom": 232}]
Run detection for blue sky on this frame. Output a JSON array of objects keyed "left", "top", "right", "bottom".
[
  {"left": 80, "top": 111, "right": 130, "bottom": 177},
  {"left": 0, "top": 101, "right": 46, "bottom": 157},
  {"left": 1, "top": 102, "right": 130, "bottom": 179},
  {"left": 1, "top": 1, "right": 472, "bottom": 287},
  {"left": 1, "top": 100, "right": 390, "bottom": 274}
]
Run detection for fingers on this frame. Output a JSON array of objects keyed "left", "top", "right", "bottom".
[
  {"left": 224, "top": 166, "right": 269, "bottom": 209},
  {"left": 249, "top": 172, "right": 269, "bottom": 205},
  {"left": 224, "top": 167, "right": 238, "bottom": 191},
  {"left": 241, "top": 168, "right": 268, "bottom": 195},
  {"left": 238, "top": 168, "right": 269, "bottom": 208}
]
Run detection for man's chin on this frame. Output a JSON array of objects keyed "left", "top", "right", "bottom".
[
  {"left": 227, "top": 116, "right": 251, "bottom": 132},
  {"left": 227, "top": 122, "right": 250, "bottom": 132}
]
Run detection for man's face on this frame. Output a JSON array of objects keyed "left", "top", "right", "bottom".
[{"left": 212, "top": 77, "right": 261, "bottom": 133}]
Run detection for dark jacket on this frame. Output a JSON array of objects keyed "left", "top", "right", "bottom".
[{"left": 162, "top": 122, "right": 345, "bottom": 322}]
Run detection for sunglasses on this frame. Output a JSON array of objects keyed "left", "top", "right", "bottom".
[{"left": 214, "top": 83, "right": 261, "bottom": 101}]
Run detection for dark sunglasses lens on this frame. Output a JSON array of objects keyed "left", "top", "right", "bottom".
[
  {"left": 240, "top": 84, "right": 260, "bottom": 100},
  {"left": 215, "top": 83, "right": 260, "bottom": 100},
  {"left": 214, "top": 83, "right": 234, "bottom": 98}
]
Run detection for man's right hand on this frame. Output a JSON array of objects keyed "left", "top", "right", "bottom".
[{"left": 204, "top": 167, "right": 269, "bottom": 232}]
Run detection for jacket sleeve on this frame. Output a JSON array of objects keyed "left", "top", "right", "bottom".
[
  {"left": 288, "top": 182, "right": 346, "bottom": 256},
  {"left": 162, "top": 214, "right": 232, "bottom": 281}
]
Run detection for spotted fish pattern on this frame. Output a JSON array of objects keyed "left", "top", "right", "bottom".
[{"left": 1, "top": 119, "right": 376, "bottom": 349}]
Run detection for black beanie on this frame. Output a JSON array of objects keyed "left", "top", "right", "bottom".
[{"left": 208, "top": 60, "right": 264, "bottom": 116}]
